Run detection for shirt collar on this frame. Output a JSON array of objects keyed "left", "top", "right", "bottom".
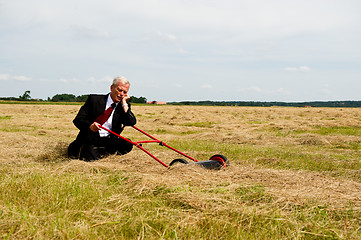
[{"left": 106, "top": 94, "right": 118, "bottom": 108}]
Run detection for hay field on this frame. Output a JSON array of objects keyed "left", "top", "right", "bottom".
[{"left": 0, "top": 103, "right": 361, "bottom": 239}]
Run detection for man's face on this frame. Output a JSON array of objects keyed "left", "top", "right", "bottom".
[{"left": 110, "top": 82, "right": 130, "bottom": 103}]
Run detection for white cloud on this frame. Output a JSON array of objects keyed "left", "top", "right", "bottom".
[
  {"left": 247, "top": 86, "right": 262, "bottom": 92},
  {"left": 201, "top": 84, "right": 213, "bottom": 89},
  {"left": 299, "top": 66, "right": 311, "bottom": 72},
  {"left": 139, "top": 31, "right": 177, "bottom": 44},
  {"left": 178, "top": 48, "right": 189, "bottom": 55},
  {"left": 321, "top": 84, "right": 331, "bottom": 94},
  {"left": 277, "top": 88, "right": 292, "bottom": 95},
  {"left": 0, "top": 73, "right": 31, "bottom": 81},
  {"left": 13, "top": 76, "right": 31, "bottom": 81},
  {"left": 39, "top": 77, "right": 109, "bottom": 84},
  {"left": 238, "top": 86, "right": 292, "bottom": 96},
  {"left": 88, "top": 76, "right": 113, "bottom": 84},
  {"left": 58, "top": 78, "right": 68, "bottom": 83},
  {"left": 71, "top": 25, "right": 110, "bottom": 39},
  {"left": 56, "top": 78, "right": 83, "bottom": 83},
  {"left": 0, "top": 74, "right": 10, "bottom": 80},
  {"left": 321, "top": 88, "right": 331, "bottom": 94},
  {"left": 161, "top": 32, "right": 177, "bottom": 41},
  {"left": 284, "top": 66, "right": 311, "bottom": 72},
  {"left": 0, "top": 0, "right": 360, "bottom": 101}
]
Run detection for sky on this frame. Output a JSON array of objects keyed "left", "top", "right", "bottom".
[{"left": 0, "top": 0, "right": 360, "bottom": 102}]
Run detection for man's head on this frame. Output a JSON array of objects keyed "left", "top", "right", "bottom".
[{"left": 110, "top": 76, "right": 130, "bottom": 103}]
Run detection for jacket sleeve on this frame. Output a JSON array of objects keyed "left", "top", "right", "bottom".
[
  {"left": 111, "top": 103, "right": 137, "bottom": 134},
  {"left": 123, "top": 103, "right": 137, "bottom": 126},
  {"left": 73, "top": 95, "right": 96, "bottom": 131}
]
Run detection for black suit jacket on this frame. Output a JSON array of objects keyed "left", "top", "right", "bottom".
[{"left": 73, "top": 94, "right": 136, "bottom": 143}]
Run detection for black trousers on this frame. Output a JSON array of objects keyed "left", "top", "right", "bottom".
[{"left": 68, "top": 136, "right": 133, "bottom": 161}]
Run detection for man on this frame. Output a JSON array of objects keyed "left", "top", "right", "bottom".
[{"left": 68, "top": 76, "right": 137, "bottom": 161}]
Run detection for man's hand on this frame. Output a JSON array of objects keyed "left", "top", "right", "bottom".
[
  {"left": 89, "top": 122, "right": 101, "bottom": 132},
  {"left": 121, "top": 93, "right": 130, "bottom": 112},
  {"left": 122, "top": 93, "right": 130, "bottom": 104}
]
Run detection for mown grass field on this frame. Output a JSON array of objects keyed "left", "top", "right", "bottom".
[{"left": 0, "top": 103, "right": 361, "bottom": 239}]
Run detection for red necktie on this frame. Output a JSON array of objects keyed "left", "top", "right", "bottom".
[{"left": 95, "top": 103, "right": 116, "bottom": 125}]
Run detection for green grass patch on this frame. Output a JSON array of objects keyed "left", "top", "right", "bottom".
[
  {"left": 168, "top": 138, "right": 361, "bottom": 181},
  {"left": 178, "top": 130, "right": 201, "bottom": 135},
  {"left": 0, "top": 115, "right": 12, "bottom": 120},
  {"left": 333, "top": 141, "right": 361, "bottom": 150},
  {"left": 314, "top": 126, "right": 361, "bottom": 136},
  {"left": 1, "top": 105, "right": 361, "bottom": 239},
  {"left": 235, "top": 184, "right": 273, "bottom": 204},
  {"left": 1, "top": 168, "right": 359, "bottom": 239},
  {"left": 0, "top": 125, "right": 37, "bottom": 133},
  {"left": 261, "top": 126, "right": 308, "bottom": 136},
  {"left": 246, "top": 120, "right": 269, "bottom": 125},
  {"left": 142, "top": 128, "right": 201, "bottom": 137},
  {"left": 181, "top": 121, "right": 216, "bottom": 128},
  {"left": 148, "top": 128, "right": 168, "bottom": 134}
]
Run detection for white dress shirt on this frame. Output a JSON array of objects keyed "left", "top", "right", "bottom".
[{"left": 99, "top": 95, "right": 118, "bottom": 137}]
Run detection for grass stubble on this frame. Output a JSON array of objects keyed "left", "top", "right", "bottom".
[{"left": 0, "top": 103, "right": 360, "bottom": 239}]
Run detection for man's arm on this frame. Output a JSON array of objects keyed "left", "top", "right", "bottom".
[
  {"left": 122, "top": 103, "right": 137, "bottom": 126},
  {"left": 73, "top": 95, "right": 96, "bottom": 131},
  {"left": 119, "top": 93, "right": 136, "bottom": 126}
]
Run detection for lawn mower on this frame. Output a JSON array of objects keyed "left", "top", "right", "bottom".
[{"left": 100, "top": 125, "right": 229, "bottom": 170}]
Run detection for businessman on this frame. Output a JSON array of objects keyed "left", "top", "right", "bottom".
[{"left": 68, "top": 76, "right": 137, "bottom": 161}]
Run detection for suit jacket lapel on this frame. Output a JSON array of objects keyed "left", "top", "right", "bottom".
[
  {"left": 112, "top": 103, "right": 121, "bottom": 125},
  {"left": 95, "top": 94, "right": 109, "bottom": 117}
]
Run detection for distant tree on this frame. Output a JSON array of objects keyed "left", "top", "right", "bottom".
[
  {"left": 19, "top": 90, "right": 31, "bottom": 100},
  {"left": 51, "top": 94, "right": 77, "bottom": 102},
  {"left": 129, "top": 96, "right": 147, "bottom": 103},
  {"left": 76, "top": 94, "right": 89, "bottom": 102},
  {"left": 49, "top": 94, "right": 148, "bottom": 103}
]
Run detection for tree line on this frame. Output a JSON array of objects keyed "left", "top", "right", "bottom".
[
  {"left": 0, "top": 91, "right": 147, "bottom": 103},
  {"left": 1, "top": 90, "right": 361, "bottom": 107},
  {"left": 49, "top": 93, "right": 147, "bottom": 103},
  {"left": 169, "top": 100, "right": 361, "bottom": 108}
]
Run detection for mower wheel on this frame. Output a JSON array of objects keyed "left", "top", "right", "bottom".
[
  {"left": 169, "top": 158, "right": 189, "bottom": 166},
  {"left": 209, "top": 154, "right": 229, "bottom": 167}
]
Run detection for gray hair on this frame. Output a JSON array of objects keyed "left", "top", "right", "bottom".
[{"left": 112, "top": 76, "right": 130, "bottom": 86}]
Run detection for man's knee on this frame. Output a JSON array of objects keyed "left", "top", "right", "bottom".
[
  {"left": 79, "top": 144, "right": 100, "bottom": 162},
  {"left": 117, "top": 141, "right": 133, "bottom": 155},
  {"left": 112, "top": 138, "right": 133, "bottom": 155},
  {"left": 68, "top": 140, "right": 82, "bottom": 159}
]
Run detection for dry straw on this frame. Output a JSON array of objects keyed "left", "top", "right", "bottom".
[{"left": 1, "top": 103, "right": 361, "bottom": 239}]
